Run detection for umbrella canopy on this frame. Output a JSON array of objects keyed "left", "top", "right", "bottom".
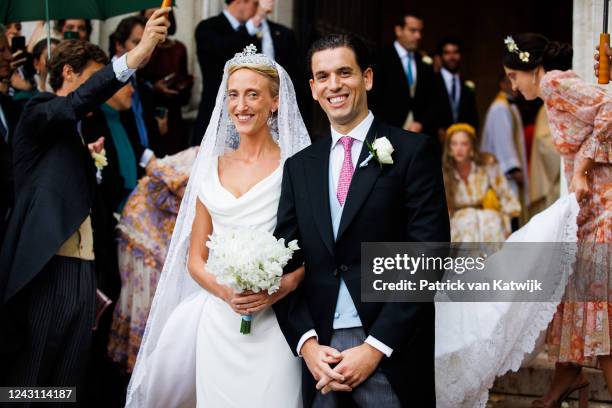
[{"left": 1, "top": 0, "right": 175, "bottom": 23}]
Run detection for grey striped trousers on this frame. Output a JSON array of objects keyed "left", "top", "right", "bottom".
[{"left": 2, "top": 255, "right": 96, "bottom": 406}]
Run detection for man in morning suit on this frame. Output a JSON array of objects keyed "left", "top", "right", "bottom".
[
  {"left": 274, "top": 34, "right": 450, "bottom": 408},
  {"left": 0, "top": 9, "right": 170, "bottom": 390}
]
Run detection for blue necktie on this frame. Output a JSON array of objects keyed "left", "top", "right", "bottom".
[
  {"left": 130, "top": 78, "right": 149, "bottom": 148},
  {"left": 451, "top": 76, "right": 459, "bottom": 122},
  {"left": 406, "top": 53, "right": 414, "bottom": 87}
]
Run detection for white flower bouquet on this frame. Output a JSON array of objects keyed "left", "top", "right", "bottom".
[{"left": 206, "top": 228, "right": 299, "bottom": 334}]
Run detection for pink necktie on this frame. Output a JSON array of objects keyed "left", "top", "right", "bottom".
[{"left": 336, "top": 136, "right": 355, "bottom": 206}]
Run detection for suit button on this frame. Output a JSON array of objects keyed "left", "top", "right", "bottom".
[
  {"left": 340, "top": 265, "right": 348, "bottom": 272},
  {"left": 333, "top": 269, "right": 338, "bottom": 276}
]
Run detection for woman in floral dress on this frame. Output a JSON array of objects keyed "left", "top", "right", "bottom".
[
  {"left": 107, "top": 147, "right": 198, "bottom": 372},
  {"left": 504, "top": 33, "right": 611, "bottom": 407},
  {"left": 442, "top": 123, "right": 521, "bottom": 242}
]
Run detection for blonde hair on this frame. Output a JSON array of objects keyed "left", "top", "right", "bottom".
[
  {"left": 228, "top": 63, "right": 280, "bottom": 97},
  {"left": 441, "top": 123, "right": 483, "bottom": 212}
]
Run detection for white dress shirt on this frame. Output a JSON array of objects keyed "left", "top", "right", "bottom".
[
  {"left": 296, "top": 111, "right": 394, "bottom": 358},
  {"left": 440, "top": 67, "right": 461, "bottom": 106},
  {"left": 393, "top": 41, "right": 417, "bottom": 86}
]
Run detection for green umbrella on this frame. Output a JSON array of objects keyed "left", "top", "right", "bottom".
[
  {"left": 1, "top": 0, "right": 175, "bottom": 22},
  {"left": 1, "top": 0, "right": 175, "bottom": 59}
]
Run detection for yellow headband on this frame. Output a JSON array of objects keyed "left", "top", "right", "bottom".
[{"left": 446, "top": 123, "right": 476, "bottom": 139}]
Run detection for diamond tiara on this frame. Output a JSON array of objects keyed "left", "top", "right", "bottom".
[{"left": 228, "top": 44, "right": 276, "bottom": 68}]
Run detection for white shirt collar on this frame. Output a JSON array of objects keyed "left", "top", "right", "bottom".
[
  {"left": 223, "top": 9, "right": 242, "bottom": 31},
  {"left": 330, "top": 111, "right": 375, "bottom": 148},
  {"left": 441, "top": 67, "right": 458, "bottom": 84},
  {"left": 393, "top": 41, "right": 412, "bottom": 60}
]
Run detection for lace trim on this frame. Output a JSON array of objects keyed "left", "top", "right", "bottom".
[{"left": 436, "top": 201, "right": 578, "bottom": 408}]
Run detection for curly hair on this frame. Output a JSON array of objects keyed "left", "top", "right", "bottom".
[{"left": 48, "top": 40, "right": 108, "bottom": 91}]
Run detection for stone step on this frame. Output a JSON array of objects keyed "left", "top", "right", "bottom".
[
  {"left": 487, "top": 393, "right": 612, "bottom": 407},
  {"left": 491, "top": 353, "right": 611, "bottom": 404}
]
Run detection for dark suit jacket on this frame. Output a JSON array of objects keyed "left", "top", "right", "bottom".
[
  {"left": 372, "top": 47, "right": 436, "bottom": 137},
  {"left": 273, "top": 119, "right": 450, "bottom": 407},
  {"left": 432, "top": 72, "right": 479, "bottom": 134},
  {"left": 0, "top": 64, "right": 127, "bottom": 303},
  {"left": 193, "top": 13, "right": 259, "bottom": 143},
  {"left": 0, "top": 94, "right": 21, "bottom": 246}
]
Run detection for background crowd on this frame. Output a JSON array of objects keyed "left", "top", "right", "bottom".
[{"left": 1, "top": 0, "right": 597, "bottom": 406}]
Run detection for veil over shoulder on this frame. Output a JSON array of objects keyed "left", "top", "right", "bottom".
[{"left": 125, "top": 47, "right": 310, "bottom": 408}]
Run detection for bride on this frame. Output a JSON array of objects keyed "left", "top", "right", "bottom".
[{"left": 125, "top": 46, "right": 310, "bottom": 407}]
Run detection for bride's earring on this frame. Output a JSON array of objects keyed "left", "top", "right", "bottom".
[
  {"left": 267, "top": 110, "right": 275, "bottom": 127},
  {"left": 532, "top": 70, "right": 537, "bottom": 85}
]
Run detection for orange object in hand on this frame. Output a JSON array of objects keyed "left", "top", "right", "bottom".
[
  {"left": 599, "top": 33, "right": 610, "bottom": 84},
  {"left": 161, "top": 0, "right": 172, "bottom": 8}
]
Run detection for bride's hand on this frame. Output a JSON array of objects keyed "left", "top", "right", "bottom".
[
  {"left": 232, "top": 290, "right": 278, "bottom": 314},
  {"left": 219, "top": 287, "right": 251, "bottom": 315}
]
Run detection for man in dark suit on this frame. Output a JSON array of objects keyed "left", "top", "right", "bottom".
[
  {"left": 247, "top": 0, "right": 303, "bottom": 95},
  {"left": 193, "top": 0, "right": 260, "bottom": 144},
  {"left": 372, "top": 11, "right": 436, "bottom": 137},
  {"left": 0, "top": 9, "right": 169, "bottom": 389},
  {"left": 274, "top": 34, "right": 449, "bottom": 407},
  {"left": 0, "top": 30, "right": 21, "bottom": 247},
  {"left": 431, "top": 37, "right": 479, "bottom": 142}
]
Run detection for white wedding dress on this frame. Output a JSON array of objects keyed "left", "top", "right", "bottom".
[
  {"left": 195, "top": 157, "right": 301, "bottom": 407},
  {"left": 434, "top": 193, "right": 580, "bottom": 408}
]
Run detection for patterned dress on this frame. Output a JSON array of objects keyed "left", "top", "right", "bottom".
[
  {"left": 448, "top": 161, "right": 521, "bottom": 242},
  {"left": 107, "top": 147, "right": 198, "bottom": 372},
  {"left": 540, "top": 70, "right": 612, "bottom": 366}
]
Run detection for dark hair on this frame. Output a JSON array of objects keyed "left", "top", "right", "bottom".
[
  {"left": 307, "top": 33, "right": 372, "bottom": 77},
  {"left": 32, "top": 38, "right": 60, "bottom": 62},
  {"left": 502, "top": 33, "right": 572, "bottom": 72},
  {"left": 225, "top": 0, "right": 235, "bottom": 3},
  {"left": 48, "top": 40, "right": 108, "bottom": 91},
  {"left": 110, "top": 16, "right": 147, "bottom": 56},
  {"left": 56, "top": 19, "right": 93, "bottom": 39},
  {"left": 140, "top": 9, "right": 176, "bottom": 36},
  {"left": 437, "top": 36, "right": 462, "bottom": 55},
  {"left": 394, "top": 10, "right": 423, "bottom": 28}
]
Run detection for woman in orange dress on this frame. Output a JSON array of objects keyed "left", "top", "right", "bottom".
[{"left": 504, "top": 33, "right": 611, "bottom": 407}]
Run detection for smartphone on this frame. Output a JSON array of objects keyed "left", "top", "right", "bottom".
[
  {"left": 11, "top": 36, "right": 26, "bottom": 54},
  {"left": 63, "top": 31, "right": 79, "bottom": 40},
  {"left": 155, "top": 106, "right": 168, "bottom": 119}
]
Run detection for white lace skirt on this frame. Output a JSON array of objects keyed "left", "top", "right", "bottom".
[{"left": 434, "top": 194, "right": 579, "bottom": 408}]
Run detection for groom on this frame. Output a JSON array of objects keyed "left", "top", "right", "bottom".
[{"left": 274, "top": 33, "right": 449, "bottom": 407}]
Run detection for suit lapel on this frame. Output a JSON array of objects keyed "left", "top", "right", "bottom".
[
  {"left": 305, "top": 136, "right": 335, "bottom": 256},
  {"left": 337, "top": 120, "right": 381, "bottom": 241}
]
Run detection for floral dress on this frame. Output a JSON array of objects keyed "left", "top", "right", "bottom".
[
  {"left": 540, "top": 70, "right": 612, "bottom": 366},
  {"left": 448, "top": 161, "right": 521, "bottom": 242},
  {"left": 107, "top": 147, "right": 198, "bottom": 372}
]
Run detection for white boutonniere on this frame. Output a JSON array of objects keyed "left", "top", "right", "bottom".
[
  {"left": 421, "top": 55, "right": 433, "bottom": 65},
  {"left": 465, "top": 80, "right": 475, "bottom": 90},
  {"left": 91, "top": 149, "right": 108, "bottom": 184},
  {"left": 359, "top": 137, "right": 394, "bottom": 169}
]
